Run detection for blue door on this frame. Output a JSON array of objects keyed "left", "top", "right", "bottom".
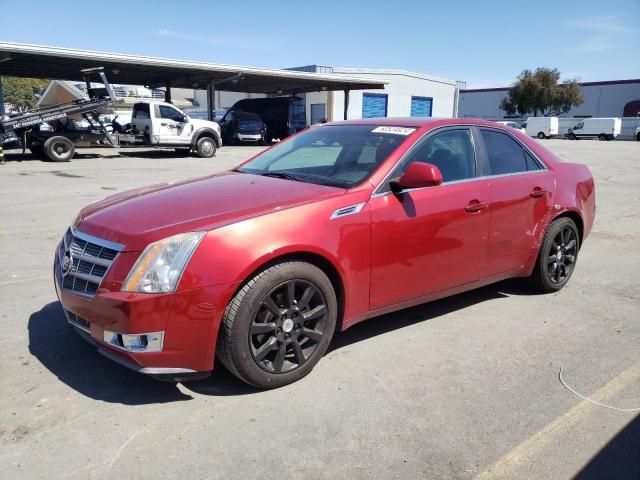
[
  {"left": 362, "top": 93, "right": 388, "bottom": 118},
  {"left": 410, "top": 96, "right": 433, "bottom": 117}
]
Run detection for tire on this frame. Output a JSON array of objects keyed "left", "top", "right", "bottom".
[
  {"left": 537, "top": 132, "right": 545, "bottom": 139},
  {"left": 29, "top": 144, "right": 44, "bottom": 157},
  {"left": 195, "top": 136, "right": 216, "bottom": 158},
  {"left": 567, "top": 133, "right": 576, "bottom": 140},
  {"left": 44, "top": 136, "right": 75, "bottom": 162},
  {"left": 174, "top": 148, "right": 191, "bottom": 156},
  {"left": 597, "top": 134, "right": 606, "bottom": 141},
  {"left": 529, "top": 217, "right": 580, "bottom": 293},
  {"left": 636, "top": 132, "right": 640, "bottom": 142},
  {"left": 217, "top": 261, "right": 337, "bottom": 389}
]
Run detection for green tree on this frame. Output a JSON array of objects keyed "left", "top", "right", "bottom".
[
  {"left": 500, "top": 68, "right": 583, "bottom": 117},
  {"left": 1, "top": 77, "right": 49, "bottom": 112}
]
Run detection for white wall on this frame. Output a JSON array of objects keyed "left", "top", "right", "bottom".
[
  {"left": 459, "top": 81, "right": 640, "bottom": 120},
  {"left": 327, "top": 69, "right": 457, "bottom": 121}
]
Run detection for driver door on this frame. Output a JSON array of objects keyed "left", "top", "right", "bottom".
[
  {"left": 157, "top": 105, "right": 191, "bottom": 144},
  {"left": 369, "top": 127, "right": 490, "bottom": 309}
]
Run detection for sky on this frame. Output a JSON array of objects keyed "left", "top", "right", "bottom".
[{"left": 0, "top": 0, "right": 638, "bottom": 88}]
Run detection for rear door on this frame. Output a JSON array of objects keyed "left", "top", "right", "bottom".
[{"left": 476, "top": 128, "right": 554, "bottom": 276}]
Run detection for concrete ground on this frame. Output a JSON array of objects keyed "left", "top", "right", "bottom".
[{"left": 0, "top": 141, "right": 639, "bottom": 480}]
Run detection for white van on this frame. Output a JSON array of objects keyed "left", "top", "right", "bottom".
[
  {"left": 566, "top": 118, "right": 622, "bottom": 141},
  {"left": 523, "top": 117, "right": 559, "bottom": 139}
]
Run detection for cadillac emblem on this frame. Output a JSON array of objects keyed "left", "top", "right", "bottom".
[{"left": 61, "top": 250, "right": 74, "bottom": 276}]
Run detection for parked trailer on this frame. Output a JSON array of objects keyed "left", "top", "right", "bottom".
[
  {"left": 566, "top": 118, "right": 622, "bottom": 141},
  {"left": 1, "top": 68, "right": 221, "bottom": 161}
]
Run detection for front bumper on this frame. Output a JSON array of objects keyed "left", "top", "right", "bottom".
[{"left": 54, "top": 247, "right": 236, "bottom": 378}]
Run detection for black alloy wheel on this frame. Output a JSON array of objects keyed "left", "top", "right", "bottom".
[
  {"left": 530, "top": 217, "right": 580, "bottom": 293},
  {"left": 546, "top": 226, "right": 578, "bottom": 285},
  {"left": 217, "top": 261, "right": 337, "bottom": 389},
  {"left": 250, "top": 279, "right": 328, "bottom": 374}
]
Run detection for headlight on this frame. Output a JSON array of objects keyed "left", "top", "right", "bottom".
[{"left": 122, "top": 232, "right": 205, "bottom": 293}]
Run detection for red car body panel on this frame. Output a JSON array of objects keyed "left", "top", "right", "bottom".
[{"left": 54, "top": 118, "right": 596, "bottom": 374}]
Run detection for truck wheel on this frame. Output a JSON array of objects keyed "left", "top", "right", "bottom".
[
  {"left": 195, "top": 137, "right": 216, "bottom": 158},
  {"left": 537, "top": 132, "right": 545, "bottom": 139},
  {"left": 636, "top": 132, "right": 640, "bottom": 141},
  {"left": 597, "top": 134, "right": 606, "bottom": 141},
  {"left": 44, "top": 136, "right": 75, "bottom": 162},
  {"left": 567, "top": 133, "right": 576, "bottom": 140},
  {"left": 217, "top": 261, "right": 337, "bottom": 389}
]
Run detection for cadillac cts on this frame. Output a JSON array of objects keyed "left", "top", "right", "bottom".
[{"left": 54, "top": 118, "right": 595, "bottom": 388}]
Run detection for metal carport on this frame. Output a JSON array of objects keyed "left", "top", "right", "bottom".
[{"left": 0, "top": 42, "right": 386, "bottom": 120}]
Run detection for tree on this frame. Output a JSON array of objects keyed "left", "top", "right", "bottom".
[
  {"left": 1, "top": 77, "right": 49, "bottom": 112},
  {"left": 500, "top": 68, "right": 583, "bottom": 117}
]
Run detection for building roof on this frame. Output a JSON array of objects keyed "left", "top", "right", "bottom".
[
  {"left": 461, "top": 78, "right": 640, "bottom": 93},
  {"left": 332, "top": 67, "right": 458, "bottom": 86},
  {"left": 0, "top": 42, "right": 386, "bottom": 94}
]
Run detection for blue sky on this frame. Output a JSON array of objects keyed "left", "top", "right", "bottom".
[{"left": 1, "top": 0, "right": 638, "bottom": 87}]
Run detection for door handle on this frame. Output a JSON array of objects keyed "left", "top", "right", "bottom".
[
  {"left": 465, "top": 200, "right": 488, "bottom": 213},
  {"left": 530, "top": 187, "right": 547, "bottom": 198}
]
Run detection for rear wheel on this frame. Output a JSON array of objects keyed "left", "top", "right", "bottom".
[
  {"left": 195, "top": 136, "right": 216, "bottom": 158},
  {"left": 44, "top": 136, "right": 75, "bottom": 162},
  {"left": 529, "top": 217, "right": 579, "bottom": 293},
  {"left": 567, "top": 133, "right": 576, "bottom": 140},
  {"left": 217, "top": 261, "right": 337, "bottom": 389},
  {"left": 537, "top": 132, "right": 546, "bottom": 139},
  {"left": 597, "top": 134, "right": 606, "bottom": 141}
]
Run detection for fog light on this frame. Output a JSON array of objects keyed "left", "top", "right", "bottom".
[{"left": 103, "top": 330, "right": 164, "bottom": 352}]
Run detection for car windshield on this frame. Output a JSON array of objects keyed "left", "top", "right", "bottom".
[{"left": 237, "top": 124, "right": 412, "bottom": 188}]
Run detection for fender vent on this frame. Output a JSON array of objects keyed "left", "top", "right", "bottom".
[{"left": 330, "top": 203, "right": 366, "bottom": 219}]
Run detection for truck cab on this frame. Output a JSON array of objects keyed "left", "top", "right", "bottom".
[{"left": 130, "top": 101, "right": 222, "bottom": 156}]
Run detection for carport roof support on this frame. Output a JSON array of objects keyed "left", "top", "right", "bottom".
[{"left": 0, "top": 42, "right": 386, "bottom": 94}]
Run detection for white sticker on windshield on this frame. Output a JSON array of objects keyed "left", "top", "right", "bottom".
[{"left": 371, "top": 126, "right": 416, "bottom": 136}]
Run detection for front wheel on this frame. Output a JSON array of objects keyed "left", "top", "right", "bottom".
[
  {"left": 195, "top": 137, "right": 216, "bottom": 158},
  {"left": 567, "top": 133, "right": 576, "bottom": 140},
  {"left": 217, "top": 261, "right": 337, "bottom": 389},
  {"left": 537, "top": 132, "right": 546, "bottom": 139},
  {"left": 597, "top": 134, "right": 606, "bottom": 141},
  {"left": 529, "top": 217, "right": 580, "bottom": 293}
]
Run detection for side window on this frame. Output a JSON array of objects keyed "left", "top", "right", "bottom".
[
  {"left": 480, "top": 129, "right": 528, "bottom": 175},
  {"left": 159, "top": 106, "right": 184, "bottom": 122},
  {"left": 132, "top": 103, "right": 150, "bottom": 120},
  {"left": 524, "top": 151, "right": 543, "bottom": 171},
  {"left": 402, "top": 129, "right": 476, "bottom": 182}
]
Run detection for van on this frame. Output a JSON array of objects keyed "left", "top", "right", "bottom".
[
  {"left": 566, "top": 118, "right": 622, "bottom": 141},
  {"left": 227, "top": 96, "right": 306, "bottom": 143},
  {"left": 523, "top": 117, "right": 559, "bottom": 139}
]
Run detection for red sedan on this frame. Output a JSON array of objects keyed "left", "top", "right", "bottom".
[{"left": 54, "top": 118, "right": 595, "bottom": 388}]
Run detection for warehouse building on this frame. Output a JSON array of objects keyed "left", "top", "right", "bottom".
[
  {"left": 459, "top": 79, "right": 640, "bottom": 120},
  {"left": 185, "top": 65, "right": 459, "bottom": 124}
]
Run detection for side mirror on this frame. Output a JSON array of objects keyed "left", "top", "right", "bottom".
[
  {"left": 180, "top": 115, "right": 188, "bottom": 123},
  {"left": 390, "top": 162, "right": 443, "bottom": 192}
]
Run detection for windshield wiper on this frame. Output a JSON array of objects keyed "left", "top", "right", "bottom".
[{"left": 260, "top": 171, "right": 302, "bottom": 182}]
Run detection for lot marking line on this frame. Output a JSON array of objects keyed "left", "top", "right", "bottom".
[{"left": 475, "top": 362, "right": 640, "bottom": 480}]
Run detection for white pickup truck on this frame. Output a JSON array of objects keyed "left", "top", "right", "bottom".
[{"left": 122, "top": 101, "right": 222, "bottom": 157}]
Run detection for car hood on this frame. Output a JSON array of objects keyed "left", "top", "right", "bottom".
[{"left": 77, "top": 172, "right": 345, "bottom": 251}]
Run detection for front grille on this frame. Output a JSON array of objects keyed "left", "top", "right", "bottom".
[{"left": 56, "top": 228, "right": 123, "bottom": 297}]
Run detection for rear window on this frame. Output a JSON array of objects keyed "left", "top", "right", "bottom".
[
  {"left": 132, "top": 103, "right": 150, "bottom": 120},
  {"left": 480, "top": 129, "right": 543, "bottom": 175}
]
